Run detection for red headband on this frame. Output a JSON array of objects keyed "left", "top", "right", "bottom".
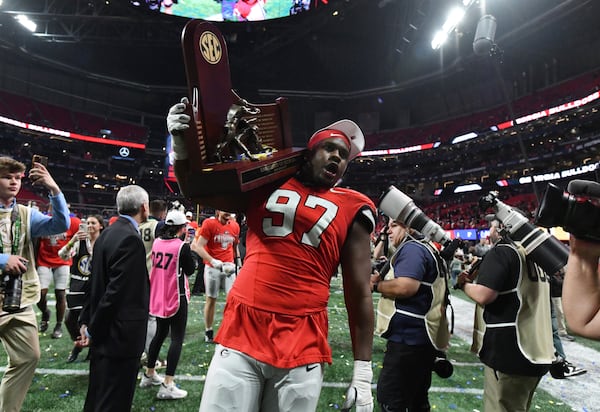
[{"left": 307, "top": 129, "right": 351, "bottom": 151}]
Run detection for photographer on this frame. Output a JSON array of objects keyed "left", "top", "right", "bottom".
[
  {"left": 458, "top": 215, "right": 554, "bottom": 412},
  {"left": 0, "top": 156, "right": 70, "bottom": 411},
  {"left": 370, "top": 219, "right": 450, "bottom": 411},
  {"left": 563, "top": 235, "right": 600, "bottom": 340}
]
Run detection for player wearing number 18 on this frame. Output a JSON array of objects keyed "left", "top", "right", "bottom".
[{"left": 168, "top": 106, "right": 377, "bottom": 411}]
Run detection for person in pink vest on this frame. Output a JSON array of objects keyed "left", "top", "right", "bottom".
[{"left": 140, "top": 210, "right": 196, "bottom": 400}]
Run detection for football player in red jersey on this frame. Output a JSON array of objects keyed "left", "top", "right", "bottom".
[
  {"left": 192, "top": 210, "right": 240, "bottom": 343},
  {"left": 168, "top": 99, "right": 376, "bottom": 412}
]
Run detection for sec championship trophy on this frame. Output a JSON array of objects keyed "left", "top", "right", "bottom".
[{"left": 178, "top": 19, "right": 305, "bottom": 209}]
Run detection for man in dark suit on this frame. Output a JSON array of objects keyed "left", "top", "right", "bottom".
[{"left": 79, "top": 185, "right": 150, "bottom": 412}]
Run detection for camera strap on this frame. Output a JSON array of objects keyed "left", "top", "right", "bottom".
[
  {"left": 423, "top": 240, "right": 454, "bottom": 334},
  {"left": 0, "top": 205, "right": 22, "bottom": 256}
]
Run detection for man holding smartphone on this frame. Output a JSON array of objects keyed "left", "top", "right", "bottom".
[{"left": 0, "top": 155, "right": 70, "bottom": 411}]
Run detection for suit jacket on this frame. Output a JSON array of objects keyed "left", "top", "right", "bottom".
[{"left": 80, "top": 216, "right": 149, "bottom": 358}]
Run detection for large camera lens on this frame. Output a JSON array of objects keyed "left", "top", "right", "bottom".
[
  {"left": 511, "top": 223, "right": 569, "bottom": 275},
  {"left": 379, "top": 186, "right": 463, "bottom": 259},
  {"left": 480, "top": 190, "right": 569, "bottom": 274},
  {"left": 379, "top": 186, "right": 450, "bottom": 247},
  {"left": 2, "top": 274, "right": 23, "bottom": 313}
]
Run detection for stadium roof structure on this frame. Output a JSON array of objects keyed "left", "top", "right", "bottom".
[{"left": 0, "top": 0, "right": 599, "bottom": 131}]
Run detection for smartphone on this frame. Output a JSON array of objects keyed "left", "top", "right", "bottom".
[
  {"left": 32, "top": 154, "right": 49, "bottom": 168},
  {"left": 79, "top": 222, "right": 88, "bottom": 233}
]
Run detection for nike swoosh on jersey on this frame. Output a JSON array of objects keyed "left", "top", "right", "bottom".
[{"left": 329, "top": 188, "right": 347, "bottom": 194}]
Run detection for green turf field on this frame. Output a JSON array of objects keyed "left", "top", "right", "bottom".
[{"left": 12, "top": 275, "right": 582, "bottom": 411}]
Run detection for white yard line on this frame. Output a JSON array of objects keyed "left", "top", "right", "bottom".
[
  {"left": 10, "top": 367, "right": 485, "bottom": 395},
  {"left": 9, "top": 297, "right": 597, "bottom": 408}
]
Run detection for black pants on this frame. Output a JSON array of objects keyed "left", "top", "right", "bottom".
[
  {"left": 377, "top": 341, "right": 436, "bottom": 412},
  {"left": 84, "top": 354, "right": 139, "bottom": 412},
  {"left": 65, "top": 308, "right": 81, "bottom": 341},
  {"left": 147, "top": 298, "right": 188, "bottom": 376}
]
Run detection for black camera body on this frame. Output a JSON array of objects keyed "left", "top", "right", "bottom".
[
  {"left": 1, "top": 259, "right": 26, "bottom": 313},
  {"left": 535, "top": 180, "right": 600, "bottom": 242}
]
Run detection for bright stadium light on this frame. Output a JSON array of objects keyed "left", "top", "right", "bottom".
[
  {"left": 442, "top": 7, "right": 465, "bottom": 33},
  {"left": 431, "top": 30, "right": 448, "bottom": 50},
  {"left": 431, "top": 6, "right": 467, "bottom": 50},
  {"left": 15, "top": 14, "right": 36, "bottom": 32}
]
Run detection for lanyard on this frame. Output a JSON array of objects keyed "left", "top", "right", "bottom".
[{"left": 0, "top": 205, "right": 22, "bottom": 256}]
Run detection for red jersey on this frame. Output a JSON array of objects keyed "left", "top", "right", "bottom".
[
  {"left": 199, "top": 217, "right": 240, "bottom": 264},
  {"left": 37, "top": 216, "right": 81, "bottom": 267},
  {"left": 216, "top": 177, "right": 375, "bottom": 368}
]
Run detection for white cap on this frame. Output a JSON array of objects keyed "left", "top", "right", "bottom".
[
  {"left": 185, "top": 211, "right": 193, "bottom": 217},
  {"left": 308, "top": 119, "right": 365, "bottom": 160},
  {"left": 165, "top": 210, "right": 187, "bottom": 226}
]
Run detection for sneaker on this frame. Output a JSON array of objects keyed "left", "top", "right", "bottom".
[
  {"left": 139, "top": 372, "right": 164, "bottom": 388},
  {"left": 39, "top": 309, "right": 51, "bottom": 332},
  {"left": 157, "top": 382, "right": 188, "bottom": 400},
  {"left": 550, "top": 359, "right": 587, "bottom": 379},
  {"left": 563, "top": 361, "right": 587, "bottom": 378},
  {"left": 51, "top": 324, "right": 63, "bottom": 339},
  {"left": 205, "top": 329, "right": 214, "bottom": 343}
]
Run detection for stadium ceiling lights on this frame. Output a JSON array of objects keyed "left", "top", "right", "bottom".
[
  {"left": 451, "top": 131, "right": 478, "bottom": 144},
  {"left": 15, "top": 14, "right": 36, "bottom": 32},
  {"left": 431, "top": 5, "right": 468, "bottom": 50},
  {"left": 454, "top": 183, "right": 482, "bottom": 193}
]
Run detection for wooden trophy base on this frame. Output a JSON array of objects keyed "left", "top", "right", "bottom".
[{"left": 185, "top": 147, "right": 305, "bottom": 208}]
